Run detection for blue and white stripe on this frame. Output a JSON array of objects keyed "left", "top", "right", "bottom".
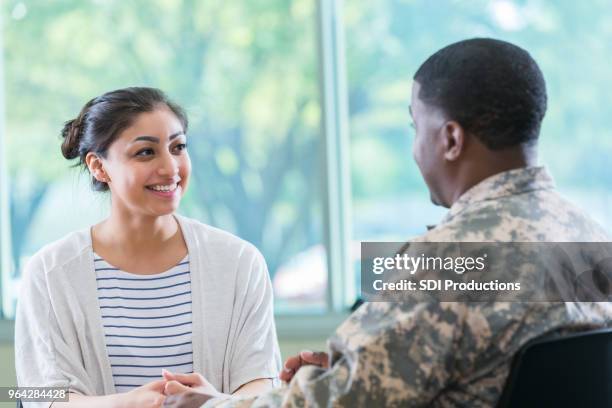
[{"left": 94, "top": 254, "right": 193, "bottom": 393}]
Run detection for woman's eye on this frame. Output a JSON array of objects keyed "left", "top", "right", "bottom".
[
  {"left": 135, "top": 148, "right": 154, "bottom": 157},
  {"left": 173, "top": 143, "right": 187, "bottom": 153}
]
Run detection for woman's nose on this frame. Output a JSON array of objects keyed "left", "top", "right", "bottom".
[{"left": 158, "top": 151, "right": 179, "bottom": 176}]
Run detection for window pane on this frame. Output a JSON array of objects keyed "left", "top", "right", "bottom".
[
  {"left": 345, "top": 0, "right": 612, "bottom": 240},
  {"left": 2, "top": 0, "right": 326, "bottom": 317}
]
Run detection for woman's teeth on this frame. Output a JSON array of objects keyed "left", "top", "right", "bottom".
[{"left": 149, "top": 184, "right": 177, "bottom": 192}]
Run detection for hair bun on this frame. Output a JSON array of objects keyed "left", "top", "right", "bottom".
[
  {"left": 61, "top": 98, "right": 97, "bottom": 160},
  {"left": 61, "top": 117, "right": 82, "bottom": 160}
]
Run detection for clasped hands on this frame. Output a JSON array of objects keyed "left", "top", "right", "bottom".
[
  {"left": 137, "top": 350, "right": 329, "bottom": 408},
  {"left": 161, "top": 369, "right": 224, "bottom": 408},
  {"left": 123, "top": 370, "right": 222, "bottom": 408}
]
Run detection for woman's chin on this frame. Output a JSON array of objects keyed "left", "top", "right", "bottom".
[{"left": 145, "top": 201, "right": 181, "bottom": 217}]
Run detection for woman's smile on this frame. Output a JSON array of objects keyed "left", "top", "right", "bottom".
[{"left": 145, "top": 181, "right": 182, "bottom": 199}]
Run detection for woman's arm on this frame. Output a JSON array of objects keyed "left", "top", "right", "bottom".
[
  {"left": 232, "top": 378, "right": 273, "bottom": 397},
  {"left": 226, "top": 249, "right": 281, "bottom": 393},
  {"left": 52, "top": 393, "right": 124, "bottom": 408},
  {"left": 53, "top": 380, "right": 166, "bottom": 408}
]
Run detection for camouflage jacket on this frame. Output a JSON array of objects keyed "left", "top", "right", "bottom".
[{"left": 206, "top": 166, "right": 612, "bottom": 407}]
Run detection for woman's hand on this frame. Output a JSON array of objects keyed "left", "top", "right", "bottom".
[
  {"left": 120, "top": 379, "right": 167, "bottom": 408},
  {"left": 162, "top": 370, "right": 227, "bottom": 400}
]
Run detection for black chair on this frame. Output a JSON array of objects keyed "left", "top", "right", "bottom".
[{"left": 497, "top": 328, "right": 612, "bottom": 407}]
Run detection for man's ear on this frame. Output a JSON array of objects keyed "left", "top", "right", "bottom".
[
  {"left": 441, "top": 120, "right": 465, "bottom": 161},
  {"left": 85, "top": 152, "right": 111, "bottom": 183}
]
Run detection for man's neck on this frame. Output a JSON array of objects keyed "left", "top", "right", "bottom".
[{"left": 448, "top": 144, "right": 537, "bottom": 205}]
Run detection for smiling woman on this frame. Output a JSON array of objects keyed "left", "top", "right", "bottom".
[{"left": 14, "top": 87, "right": 280, "bottom": 408}]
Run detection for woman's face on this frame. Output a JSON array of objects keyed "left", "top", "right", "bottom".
[{"left": 100, "top": 106, "right": 191, "bottom": 218}]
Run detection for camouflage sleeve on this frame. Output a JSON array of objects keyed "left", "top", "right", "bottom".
[{"left": 205, "top": 301, "right": 469, "bottom": 407}]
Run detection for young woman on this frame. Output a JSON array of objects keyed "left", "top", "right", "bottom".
[{"left": 15, "top": 87, "right": 281, "bottom": 407}]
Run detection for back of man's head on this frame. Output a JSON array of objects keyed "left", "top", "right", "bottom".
[{"left": 414, "top": 38, "right": 547, "bottom": 149}]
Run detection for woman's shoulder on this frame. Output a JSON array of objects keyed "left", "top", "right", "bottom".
[
  {"left": 177, "top": 216, "right": 259, "bottom": 254},
  {"left": 25, "top": 229, "right": 91, "bottom": 276}
]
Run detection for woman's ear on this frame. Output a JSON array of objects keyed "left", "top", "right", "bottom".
[
  {"left": 441, "top": 120, "right": 465, "bottom": 161},
  {"left": 85, "top": 152, "right": 111, "bottom": 183}
]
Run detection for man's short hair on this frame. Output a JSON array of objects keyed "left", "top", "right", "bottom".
[{"left": 414, "top": 38, "right": 547, "bottom": 150}]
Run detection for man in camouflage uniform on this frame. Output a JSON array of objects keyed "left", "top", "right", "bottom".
[{"left": 163, "top": 38, "right": 612, "bottom": 407}]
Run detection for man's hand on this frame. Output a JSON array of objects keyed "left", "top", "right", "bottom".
[{"left": 279, "top": 350, "right": 329, "bottom": 383}]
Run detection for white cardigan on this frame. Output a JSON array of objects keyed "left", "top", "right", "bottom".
[{"left": 15, "top": 215, "right": 281, "bottom": 404}]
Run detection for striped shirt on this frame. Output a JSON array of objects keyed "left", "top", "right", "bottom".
[{"left": 94, "top": 253, "right": 193, "bottom": 393}]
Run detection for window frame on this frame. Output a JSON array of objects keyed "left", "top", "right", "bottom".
[{"left": 316, "top": 0, "right": 354, "bottom": 314}]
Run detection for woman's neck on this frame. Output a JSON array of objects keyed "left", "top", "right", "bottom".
[{"left": 94, "top": 211, "right": 180, "bottom": 256}]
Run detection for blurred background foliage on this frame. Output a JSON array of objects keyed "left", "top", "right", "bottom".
[
  {"left": 345, "top": 0, "right": 612, "bottom": 240},
  {"left": 3, "top": 0, "right": 324, "bottom": 289}
]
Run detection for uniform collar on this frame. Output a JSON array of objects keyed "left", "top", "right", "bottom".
[{"left": 441, "top": 166, "right": 555, "bottom": 223}]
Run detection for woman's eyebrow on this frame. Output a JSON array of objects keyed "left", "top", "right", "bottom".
[{"left": 130, "top": 131, "right": 185, "bottom": 144}]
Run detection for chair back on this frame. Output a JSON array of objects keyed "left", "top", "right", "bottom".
[{"left": 497, "top": 328, "right": 612, "bottom": 408}]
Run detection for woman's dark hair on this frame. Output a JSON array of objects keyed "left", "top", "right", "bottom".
[
  {"left": 414, "top": 38, "right": 547, "bottom": 150},
  {"left": 61, "top": 87, "right": 188, "bottom": 191}
]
